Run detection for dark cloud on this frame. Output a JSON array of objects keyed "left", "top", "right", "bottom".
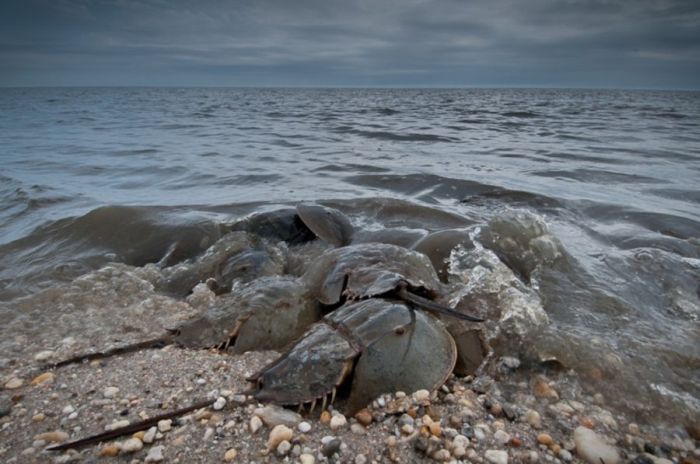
[{"left": 1, "top": 0, "right": 699, "bottom": 88}]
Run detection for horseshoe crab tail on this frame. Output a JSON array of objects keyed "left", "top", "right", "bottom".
[
  {"left": 50, "top": 336, "right": 172, "bottom": 369},
  {"left": 46, "top": 397, "right": 216, "bottom": 451},
  {"left": 396, "top": 287, "right": 484, "bottom": 323}
]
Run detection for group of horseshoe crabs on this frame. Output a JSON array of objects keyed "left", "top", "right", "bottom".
[{"left": 48, "top": 203, "right": 492, "bottom": 451}]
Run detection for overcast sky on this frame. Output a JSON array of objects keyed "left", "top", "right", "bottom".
[{"left": 2, "top": 0, "right": 699, "bottom": 88}]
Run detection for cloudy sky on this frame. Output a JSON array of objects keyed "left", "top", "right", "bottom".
[{"left": 2, "top": 0, "right": 699, "bottom": 88}]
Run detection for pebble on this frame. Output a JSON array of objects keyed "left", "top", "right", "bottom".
[
  {"left": 32, "top": 413, "right": 45, "bottom": 422},
  {"left": 0, "top": 397, "right": 11, "bottom": 417},
  {"left": 330, "top": 414, "right": 347, "bottom": 430},
  {"left": 4, "top": 378, "right": 23, "bottom": 389},
  {"left": 105, "top": 419, "right": 130, "bottom": 431},
  {"left": 433, "top": 449, "right": 451, "bottom": 461},
  {"left": 355, "top": 409, "right": 372, "bottom": 426},
  {"left": 560, "top": 449, "right": 573, "bottom": 461},
  {"left": 300, "top": 454, "right": 315, "bottom": 464},
  {"left": 350, "top": 423, "right": 366, "bottom": 434},
  {"left": 103, "top": 386, "right": 120, "bottom": 398},
  {"left": 35, "top": 431, "right": 69, "bottom": 443},
  {"left": 34, "top": 350, "right": 55, "bottom": 361},
  {"left": 254, "top": 404, "right": 302, "bottom": 427},
  {"left": 494, "top": 430, "right": 511, "bottom": 445},
  {"left": 574, "top": 426, "right": 620, "bottom": 464},
  {"left": 453, "top": 445, "right": 467, "bottom": 458},
  {"left": 157, "top": 419, "right": 172, "bottom": 432},
  {"left": 485, "top": 449, "right": 509, "bottom": 464},
  {"left": 413, "top": 389, "right": 431, "bottom": 402},
  {"left": 298, "top": 421, "right": 312, "bottom": 433},
  {"left": 533, "top": 377, "right": 559, "bottom": 399},
  {"left": 144, "top": 445, "right": 164, "bottom": 463},
  {"left": 429, "top": 421, "right": 442, "bottom": 437},
  {"left": 100, "top": 444, "right": 120, "bottom": 457},
  {"left": 30, "top": 372, "right": 55, "bottom": 386},
  {"left": 120, "top": 437, "right": 144, "bottom": 453},
  {"left": 277, "top": 440, "right": 292, "bottom": 456},
  {"left": 62, "top": 405, "right": 75, "bottom": 415},
  {"left": 143, "top": 426, "right": 157, "bottom": 444},
  {"left": 320, "top": 410, "right": 331, "bottom": 424},
  {"left": 321, "top": 438, "right": 342, "bottom": 457},
  {"left": 249, "top": 415, "right": 263, "bottom": 434},
  {"left": 203, "top": 427, "right": 214, "bottom": 441},
  {"left": 355, "top": 454, "right": 368, "bottom": 464},
  {"left": 213, "top": 396, "right": 226, "bottom": 411},
  {"left": 267, "top": 424, "right": 293, "bottom": 451},
  {"left": 525, "top": 410, "right": 542, "bottom": 429},
  {"left": 537, "top": 433, "right": 553, "bottom": 446},
  {"left": 224, "top": 448, "right": 237, "bottom": 461}
]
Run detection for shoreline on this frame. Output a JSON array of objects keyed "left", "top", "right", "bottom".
[{"left": 1, "top": 344, "right": 697, "bottom": 464}]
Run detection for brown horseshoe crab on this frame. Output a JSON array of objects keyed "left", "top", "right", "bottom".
[
  {"left": 302, "top": 242, "right": 483, "bottom": 322},
  {"left": 52, "top": 276, "right": 320, "bottom": 368},
  {"left": 248, "top": 298, "right": 457, "bottom": 413}
]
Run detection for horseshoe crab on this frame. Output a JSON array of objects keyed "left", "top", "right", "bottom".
[
  {"left": 302, "top": 242, "right": 482, "bottom": 322},
  {"left": 248, "top": 298, "right": 457, "bottom": 413},
  {"left": 52, "top": 276, "right": 320, "bottom": 368},
  {"left": 49, "top": 298, "right": 464, "bottom": 451}
]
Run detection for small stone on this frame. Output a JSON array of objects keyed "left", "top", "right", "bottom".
[
  {"left": 30, "top": 372, "right": 55, "bottom": 386},
  {"left": 413, "top": 389, "right": 430, "bottom": 402},
  {"left": 354, "top": 408, "right": 372, "bottom": 426},
  {"left": 533, "top": 377, "right": 558, "bottom": 399},
  {"left": 551, "top": 443, "right": 562, "bottom": 455},
  {"left": 103, "top": 386, "right": 120, "bottom": 398},
  {"left": 32, "top": 413, "right": 45, "bottom": 422},
  {"left": 277, "top": 440, "right": 292, "bottom": 456},
  {"left": 494, "top": 430, "right": 511, "bottom": 445},
  {"left": 213, "top": 396, "right": 226, "bottom": 411},
  {"left": 402, "top": 424, "right": 415, "bottom": 435},
  {"left": 133, "top": 431, "right": 145, "bottom": 441},
  {"left": 120, "top": 437, "right": 144, "bottom": 453},
  {"left": 525, "top": 410, "right": 542, "bottom": 429},
  {"left": 224, "top": 448, "right": 237, "bottom": 461},
  {"left": 100, "top": 444, "right": 120, "bottom": 457},
  {"left": 34, "top": 350, "right": 55, "bottom": 361},
  {"left": 350, "top": 423, "right": 366, "bottom": 434},
  {"left": 511, "top": 436, "right": 523, "bottom": 447},
  {"left": 433, "top": 449, "right": 451, "bottom": 461},
  {"left": 321, "top": 438, "right": 342, "bottom": 457},
  {"left": 453, "top": 445, "right": 467, "bottom": 458},
  {"left": 157, "top": 419, "right": 172, "bottom": 432},
  {"left": 574, "top": 426, "right": 620, "bottom": 464},
  {"left": 298, "top": 421, "right": 312, "bottom": 433},
  {"left": 267, "top": 424, "right": 293, "bottom": 451},
  {"left": 330, "top": 413, "right": 347, "bottom": 430},
  {"left": 560, "top": 449, "right": 573, "bottom": 461},
  {"left": 453, "top": 434, "right": 470, "bottom": 449},
  {"left": 250, "top": 415, "right": 263, "bottom": 433},
  {"left": 537, "top": 433, "right": 553, "bottom": 446},
  {"left": 320, "top": 410, "right": 331, "bottom": 424},
  {"left": 485, "top": 449, "right": 509, "bottom": 464},
  {"left": 144, "top": 445, "right": 164, "bottom": 463},
  {"left": 105, "top": 419, "right": 130, "bottom": 431},
  {"left": 299, "top": 453, "right": 315, "bottom": 464},
  {"left": 4, "top": 378, "right": 23, "bottom": 389},
  {"left": 429, "top": 421, "right": 442, "bottom": 437},
  {"left": 62, "top": 405, "right": 75, "bottom": 415},
  {"left": 35, "top": 431, "right": 69, "bottom": 443},
  {"left": 143, "top": 426, "right": 157, "bottom": 444},
  {"left": 254, "top": 404, "right": 301, "bottom": 427},
  {"left": 68, "top": 411, "right": 78, "bottom": 420},
  {"left": 355, "top": 454, "right": 368, "bottom": 464},
  {"left": 580, "top": 417, "right": 595, "bottom": 428},
  {"left": 203, "top": 427, "right": 214, "bottom": 441},
  {"left": 628, "top": 423, "right": 640, "bottom": 435}
]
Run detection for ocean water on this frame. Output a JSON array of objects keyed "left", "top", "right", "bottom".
[{"left": 0, "top": 88, "right": 698, "bottom": 424}]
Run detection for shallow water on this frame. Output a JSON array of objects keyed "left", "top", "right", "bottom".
[{"left": 0, "top": 88, "right": 698, "bottom": 425}]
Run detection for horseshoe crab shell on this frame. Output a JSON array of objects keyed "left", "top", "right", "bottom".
[
  {"left": 171, "top": 276, "right": 321, "bottom": 353},
  {"left": 302, "top": 243, "right": 440, "bottom": 305},
  {"left": 247, "top": 298, "right": 457, "bottom": 412}
]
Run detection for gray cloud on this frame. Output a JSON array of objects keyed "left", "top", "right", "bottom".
[{"left": 1, "top": 0, "right": 699, "bottom": 87}]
